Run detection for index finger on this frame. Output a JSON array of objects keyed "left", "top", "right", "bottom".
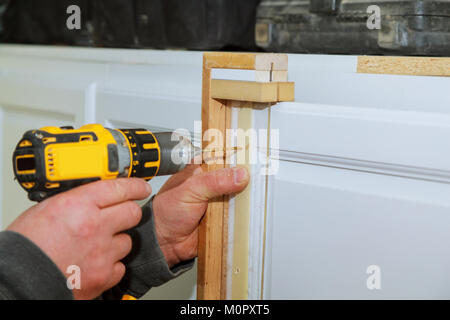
[{"left": 69, "top": 178, "right": 152, "bottom": 208}]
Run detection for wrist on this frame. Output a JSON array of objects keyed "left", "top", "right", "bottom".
[
  {"left": 152, "top": 195, "right": 181, "bottom": 268},
  {"left": 158, "top": 244, "right": 181, "bottom": 269}
]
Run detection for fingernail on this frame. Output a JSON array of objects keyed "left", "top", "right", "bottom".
[
  {"left": 233, "top": 167, "right": 248, "bottom": 185},
  {"left": 145, "top": 182, "right": 152, "bottom": 193}
]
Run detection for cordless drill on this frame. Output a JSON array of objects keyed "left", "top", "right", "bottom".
[{"left": 12, "top": 124, "right": 198, "bottom": 202}]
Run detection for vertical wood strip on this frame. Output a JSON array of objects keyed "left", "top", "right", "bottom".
[
  {"left": 220, "top": 104, "right": 232, "bottom": 299},
  {"left": 260, "top": 107, "right": 272, "bottom": 299},
  {"left": 198, "top": 52, "right": 291, "bottom": 300},
  {"left": 198, "top": 54, "right": 229, "bottom": 299},
  {"left": 198, "top": 98, "right": 227, "bottom": 299},
  {"left": 231, "top": 106, "right": 253, "bottom": 299},
  {"left": 220, "top": 194, "right": 229, "bottom": 300}
]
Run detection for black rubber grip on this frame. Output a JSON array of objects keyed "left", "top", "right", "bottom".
[{"left": 119, "top": 129, "right": 160, "bottom": 179}]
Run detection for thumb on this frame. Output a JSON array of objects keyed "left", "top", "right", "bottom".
[{"left": 186, "top": 167, "right": 249, "bottom": 201}]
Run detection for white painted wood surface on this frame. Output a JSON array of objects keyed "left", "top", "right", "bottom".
[
  {"left": 261, "top": 58, "right": 450, "bottom": 299},
  {"left": 1, "top": 45, "right": 450, "bottom": 299},
  {"left": 0, "top": 45, "right": 202, "bottom": 300},
  {"left": 214, "top": 55, "right": 450, "bottom": 299},
  {"left": 263, "top": 99, "right": 450, "bottom": 299}
]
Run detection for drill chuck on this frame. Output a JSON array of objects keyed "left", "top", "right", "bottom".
[{"left": 154, "top": 132, "right": 195, "bottom": 176}]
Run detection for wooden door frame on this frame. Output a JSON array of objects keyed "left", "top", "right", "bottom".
[
  {"left": 197, "top": 52, "right": 294, "bottom": 300},
  {"left": 196, "top": 53, "right": 450, "bottom": 300}
]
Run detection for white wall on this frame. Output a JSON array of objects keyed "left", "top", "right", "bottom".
[{"left": 0, "top": 45, "right": 203, "bottom": 300}]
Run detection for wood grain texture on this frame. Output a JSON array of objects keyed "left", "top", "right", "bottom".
[
  {"left": 358, "top": 56, "right": 450, "bottom": 77},
  {"left": 198, "top": 52, "right": 291, "bottom": 300},
  {"left": 198, "top": 97, "right": 228, "bottom": 300},
  {"left": 211, "top": 80, "right": 295, "bottom": 103},
  {"left": 231, "top": 106, "right": 253, "bottom": 299},
  {"left": 220, "top": 104, "right": 232, "bottom": 300},
  {"left": 204, "top": 52, "right": 288, "bottom": 71},
  {"left": 277, "top": 82, "right": 295, "bottom": 102},
  {"left": 198, "top": 54, "right": 226, "bottom": 299}
]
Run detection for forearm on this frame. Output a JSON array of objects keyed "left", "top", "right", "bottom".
[
  {"left": 0, "top": 231, "right": 73, "bottom": 300},
  {"left": 0, "top": 198, "right": 192, "bottom": 300},
  {"left": 102, "top": 197, "right": 194, "bottom": 300}
]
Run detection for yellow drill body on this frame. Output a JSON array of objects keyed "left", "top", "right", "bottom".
[{"left": 13, "top": 124, "right": 193, "bottom": 202}]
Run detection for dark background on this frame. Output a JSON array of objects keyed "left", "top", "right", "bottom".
[
  {"left": 0, "top": 0, "right": 449, "bottom": 56},
  {"left": 0, "top": 0, "right": 261, "bottom": 51}
]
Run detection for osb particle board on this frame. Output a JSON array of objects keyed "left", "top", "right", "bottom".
[{"left": 358, "top": 56, "right": 450, "bottom": 77}]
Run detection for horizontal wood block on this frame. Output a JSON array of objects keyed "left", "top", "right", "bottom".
[
  {"left": 358, "top": 56, "right": 450, "bottom": 77},
  {"left": 278, "top": 82, "right": 295, "bottom": 102},
  {"left": 204, "top": 52, "right": 288, "bottom": 71},
  {"left": 211, "top": 80, "right": 295, "bottom": 103}
]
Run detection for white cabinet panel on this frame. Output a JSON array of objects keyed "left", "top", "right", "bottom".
[
  {"left": 263, "top": 100, "right": 450, "bottom": 299},
  {"left": 95, "top": 89, "right": 200, "bottom": 134},
  {"left": 272, "top": 102, "right": 450, "bottom": 181},
  {"left": 0, "top": 45, "right": 202, "bottom": 300},
  {"left": 94, "top": 81, "right": 202, "bottom": 301},
  {"left": 265, "top": 162, "right": 450, "bottom": 299},
  {"left": 287, "top": 54, "right": 450, "bottom": 114}
]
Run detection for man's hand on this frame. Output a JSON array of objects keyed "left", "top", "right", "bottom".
[
  {"left": 153, "top": 165, "right": 250, "bottom": 268},
  {"left": 7, "top": 178, "right": 151, "bottom": 300}
]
